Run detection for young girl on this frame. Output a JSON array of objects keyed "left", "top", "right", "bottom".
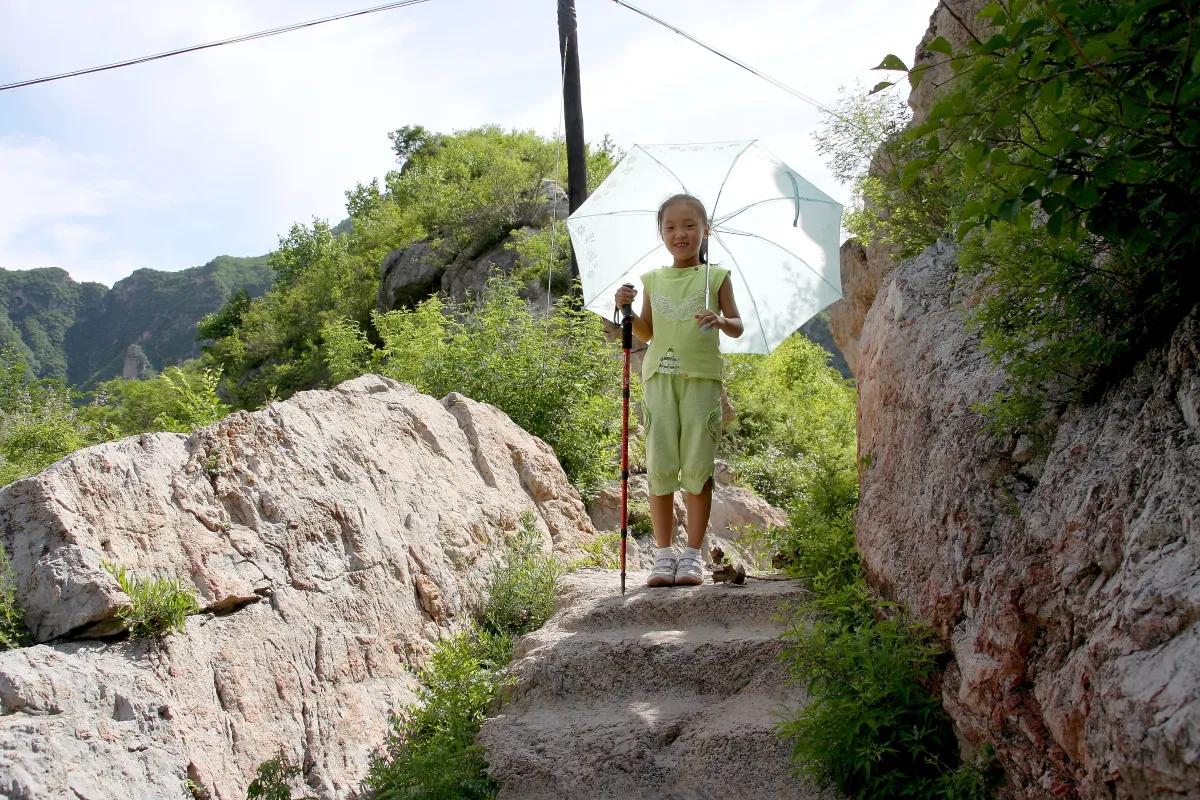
[{"left": 614, "top": 193, "right": 744, "bottom": 587}]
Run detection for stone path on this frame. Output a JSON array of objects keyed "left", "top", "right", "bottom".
[{"left": 479, "top": 570, "right": 832, "bottom": 800}]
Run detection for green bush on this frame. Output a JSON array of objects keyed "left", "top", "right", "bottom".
[
  {"left": 482, "top": 511, "right": 564, "bottom": 638},
  {"left": 86, "top": 365, "right": 232, "bottom": 436},
  {"left": 102, "top": 561, "right": 200, "bottom": 638},
  {"left": 770, "top": 507, "right": 996, "bottom": 798},
  {"left": 245, "top": 753, "right": 315, "bottom": 800},
  {"left": 323, "top": 274, "right": 622, "bottom": 496},
  {"left": 364, "top": 510, "right": 565, "bottom": 799},
  {"left": 569, "top": 532, "right": 622, "bottom": 571},
  {"left": 363, "top": 626, "right": 513, "bottom": 800},
  {"left": 722, "top": 332, "right": 857, "bottom": 514},
  {"left": 0, "top": 346, "right": 96, "bottom": 485},
  {"left": 0, "top": 546, "right": 31, "bottom": 651},
  {"left": 859, "top": 1, "right": 1200, "bottom": 439}
]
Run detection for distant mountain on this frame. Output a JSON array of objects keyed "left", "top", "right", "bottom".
[{"left": 0, "top": 255, "right": 274, "bottom": 390}]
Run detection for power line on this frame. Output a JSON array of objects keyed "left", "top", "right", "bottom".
[
  {"left": 606, "top": 0, "right": 843, "bottom": 118},
  {"left": 0, "top": 0, "right": 434, "bottom": 93}
]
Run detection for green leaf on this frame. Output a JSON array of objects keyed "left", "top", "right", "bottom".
[
  {"left": 926, "top": 36, "right": 953, "bottom": 56},
  {"left": 872, "top": 54, "right": 909, "bottom": 72},
  {"left": 869, "top": 80, "right": 895, "bottom": 95},
  {"left": 908, "top": 64, "right": 931, "bottom": 90}
]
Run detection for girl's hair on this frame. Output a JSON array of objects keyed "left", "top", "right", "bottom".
[{"left": 657, "top": 193, "right": 709, "bottom": 263}]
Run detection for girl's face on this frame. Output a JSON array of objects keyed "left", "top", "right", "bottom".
[{"left": 659, "top": 201, "right": 708, "bottom": 264}]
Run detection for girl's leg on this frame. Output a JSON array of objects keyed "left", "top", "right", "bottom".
[
  {"left": 682, "top": 478, "right": 713, "bottom": 549},
  {"left": 649, "top": 492, "right": 675, "bottom": 548}
]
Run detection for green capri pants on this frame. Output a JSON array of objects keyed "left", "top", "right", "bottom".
[{"left": 643, "top": 373, "right": 723, "bottom": 496}]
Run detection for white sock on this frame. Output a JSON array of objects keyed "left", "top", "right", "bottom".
[
  {"left": 656, "top": 546, "right": 676, "bottom": 561},
  {"left": 681, "top": 546, "right": 701, "bottom": 561}
]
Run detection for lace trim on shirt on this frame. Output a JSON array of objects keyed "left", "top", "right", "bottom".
[{"left": 651, "top": 289, "right": 706, "bottom": 322}]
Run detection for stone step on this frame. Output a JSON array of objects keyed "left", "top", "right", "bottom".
[
  {"left": 481, "top": 570, "right": 827, "bottom": 800},
  {"left": 505, "top": 624, "right": 790, "bottom": 703}
]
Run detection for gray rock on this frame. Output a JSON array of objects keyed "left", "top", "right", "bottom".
[
  {"left": 0, "top": 375, "right": 596, "bottom": 799},
  {"left": 376, "top": 239, "right": 443, "bottom": 312}
]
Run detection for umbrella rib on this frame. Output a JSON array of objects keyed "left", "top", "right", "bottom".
[
  {"left": 568, "top": 209, "right": 659, "bottom": 220},
  {"left": 582, "top": 241, "right": 665, "bottom": 309},
  {"left": 717, "top": 228, "right": 844, "bottom": 299},
  {"left": 638, "top": 147, "right": 690, "bottom": 195},
  {"left": 710, "top": 141, "right": 756, "bottom": 222},
  {"left": 710, "top": 230, "right": 770, "bottom": 353},
  {"left": 714, "top": 196, "right": 842, "bottom": 228}
]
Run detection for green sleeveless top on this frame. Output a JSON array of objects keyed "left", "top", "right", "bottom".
[{"left": 641, "top": 264, "right": 730, "bottom": 383}]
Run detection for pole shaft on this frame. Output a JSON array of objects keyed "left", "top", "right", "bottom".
[{"left": 558, "top": 0, "right": 587, "bottom": 287}]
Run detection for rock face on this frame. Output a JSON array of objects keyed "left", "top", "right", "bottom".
[
  {"left": 852, "top": 241, "right": 1200, "bottom": 797},
  {"left": 377, "top": 179, "right": 569, "bottom": 313},
  {"left": 479, "top": 570, "right": 829, "bottom": 800},
  {"left": 0, "top": 375, "right": 597, "bottom": 799}
]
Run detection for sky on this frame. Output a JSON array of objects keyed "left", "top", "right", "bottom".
[{"left": 0, "top": 0, "right": 934, "bottom": 287}]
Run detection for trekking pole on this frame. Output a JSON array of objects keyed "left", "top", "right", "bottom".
[{"left": 619, "top": 283, "right": 635, "bottom": 595}]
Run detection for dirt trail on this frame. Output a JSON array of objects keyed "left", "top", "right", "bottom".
[{"left": 479, "top": 570, "right": 832, "bottom": 800}]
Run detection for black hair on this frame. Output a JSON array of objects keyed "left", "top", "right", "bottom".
[{"left": 656, "top": 193, "right": 709, "bottom": 263}]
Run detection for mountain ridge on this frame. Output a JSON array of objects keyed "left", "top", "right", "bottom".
[{"left": 0, "top": 255, "right": 274, "bottom": 389}]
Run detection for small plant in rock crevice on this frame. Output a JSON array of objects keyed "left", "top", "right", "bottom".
[
  {"left": 0, "top": 546, "right": 32, "bottom": 651},
  {"left": 245, "top": 753, "right": 315, "bottom": 800},
  {"left": 102, "top": 560, "right": 200, "bottom": 639}
]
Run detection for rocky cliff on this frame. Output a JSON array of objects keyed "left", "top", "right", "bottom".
[
  {"left": 0, "top": 375, "right": 596, "bottom": 799},
  {"left": 844, "top": 242, "right": 1199, "bottom": 797},
  {"left": 831, "top": 2, "right": 1199, "bottom": 796}
]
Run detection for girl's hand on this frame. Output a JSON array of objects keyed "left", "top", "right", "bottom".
[
  {"left": 615, "top": 285, "right": 637, "bottom": 309},
  {"left": 694, "top": 309, "right": 723, "bottom": 330}
]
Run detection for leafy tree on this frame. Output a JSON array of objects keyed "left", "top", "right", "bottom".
[
  {"left": 0, "top": 346, "right": 95, "bottom": 485},
  {"left": 85, "top": 364, "right": 231, "bottom": 437}
]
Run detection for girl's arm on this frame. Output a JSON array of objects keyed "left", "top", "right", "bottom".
[{"left": 695, "top": 275, "right": 744, "bottom": 338}]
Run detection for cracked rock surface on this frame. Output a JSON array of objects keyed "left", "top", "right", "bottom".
[
  {"left": 479, "top": 570, "right": 830, "bottom": 800},
  {"left": 851, "top": 241, "right": 1200, "bottom": 797},
  {"left": 0, "top": 375, "right": 596, "bottom": 799}
]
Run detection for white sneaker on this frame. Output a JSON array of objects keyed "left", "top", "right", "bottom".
[
  {"left": 674, "top": 552, "right": 704, "bottom": 586},
  {"left": 646, "top": 553, "right": 677, "bottom": 587}
]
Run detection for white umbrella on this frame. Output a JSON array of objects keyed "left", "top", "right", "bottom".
[{"left": 566, "top": 140, "right": 843, "bottom": 354}]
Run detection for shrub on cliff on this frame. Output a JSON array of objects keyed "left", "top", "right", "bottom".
[
  {"left": 103, "top": 561, "right": 200, "bottom": 639},
  {"left": 825, "top": 1, "right": 1199, "bottom": 440},
  {"left": 322, "top": 274, "right": 621, "bottom": 496},
  {"left": 0, "top": 547, "right": 31, "bottom": 651}
]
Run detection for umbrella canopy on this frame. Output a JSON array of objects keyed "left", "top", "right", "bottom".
[{"left": 566, "top": 140, "right": 843, "bottom": 354}]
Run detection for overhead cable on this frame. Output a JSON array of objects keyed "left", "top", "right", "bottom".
[
  {"left": 0, "top": 0, "right": 433, "bottom": 92},
  {"left": 606, "top": 0, "right": 841, "bottom": 116}
]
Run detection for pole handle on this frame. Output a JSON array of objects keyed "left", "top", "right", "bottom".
[{"left": 620, "top": 282, "right": 634, "bottom": 349}]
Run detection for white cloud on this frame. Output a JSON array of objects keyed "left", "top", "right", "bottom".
[{"left": 0, "top": 0, "right": 935, "bottom": 282}]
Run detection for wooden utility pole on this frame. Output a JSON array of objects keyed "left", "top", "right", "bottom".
[{"left": 558, "top": 0, "right": 587, "bottom": 285}]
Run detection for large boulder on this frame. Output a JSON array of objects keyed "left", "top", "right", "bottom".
[
  {"left": 853, "top": 241, "right": 1200, "bottom": 797},
  {"left": 0, "top": 375, "right": 597, "bottom": 799}
]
